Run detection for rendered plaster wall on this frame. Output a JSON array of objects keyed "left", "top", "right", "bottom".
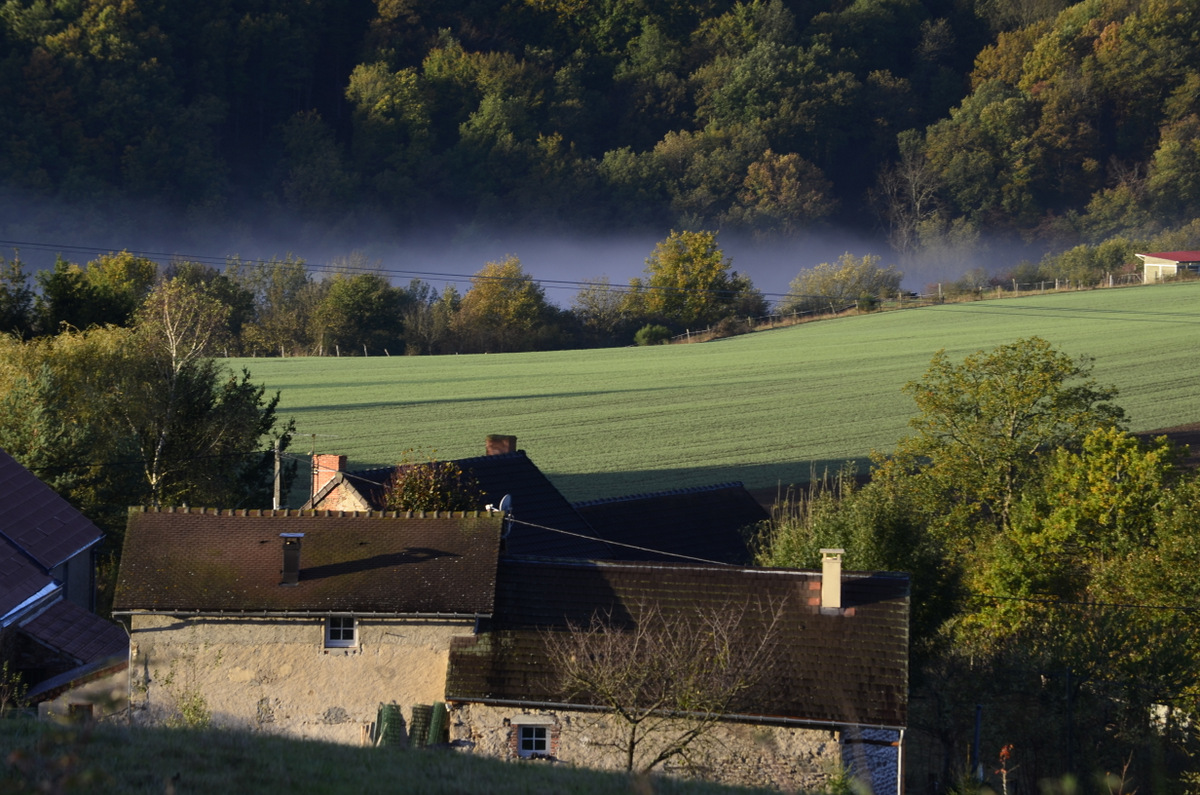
[
  {"left": 129, "top": 614, "right": 472, "bottom": 744},
  {"left": 448, "top": 702, "right": 843, "bottom": 792}
]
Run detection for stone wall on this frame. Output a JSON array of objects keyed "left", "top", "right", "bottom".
[
  {"left": 447, "top": 702, "right": 845, "bottom": 791},
  {"left": 129, "top": 614, "right": 472, "bottom": 744}
]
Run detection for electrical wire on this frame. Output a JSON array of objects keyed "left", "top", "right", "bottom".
[{"left": 0, "top": 236, "right": 841, "bottom": 303}]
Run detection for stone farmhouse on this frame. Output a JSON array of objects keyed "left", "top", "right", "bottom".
[
  {"left": 113, "top": 505, "right": 909, "bottom": 792},
  {"left": 0, "top": 448, "right": 127, "bottom": 719},
  {"left": 113, "top": 509, "right": 501, "bottom": 744}
]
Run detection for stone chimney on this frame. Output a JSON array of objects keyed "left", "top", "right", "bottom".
[
  {"left": 280, "top": 533, "right": 304, "bottom": 586},
  {"left": 486, "top": 435, "right": 517, "bottom": 456},
  {"left": 312, "top": 454, "right": 347, "bottom": 498},
  {"left": 820, "top": 548, "right": 843, "bottom": 611}
]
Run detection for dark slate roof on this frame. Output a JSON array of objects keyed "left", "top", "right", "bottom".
[
  {"left": 446, "top": 557, "right": 909, "bottom": 729},
  {"left": 334, "top": 451, "right": 610, "bottom": 559},
  {"left": 19, "top": 599, "right": 127, "bottom": 666},
  {"left": 114, "top": 508, "right": 503, "bottom": 616},
  {"left": 0, "top": 447, "right": 104, "bottom": 570},
  {"left": 573, "top": 483, "right": 768, "bottom": 565}
]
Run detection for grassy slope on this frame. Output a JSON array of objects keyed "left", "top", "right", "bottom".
[
  {"left": 0, "top": 720, "right": 768, "bottom": 794},
  {"left": 239, "top": 283, "right": 1200, "bottom": 502}
]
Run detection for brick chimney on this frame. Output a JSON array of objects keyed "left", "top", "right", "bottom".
[
  {"left": 820, "top": 549, "right": 843, "bottom": 610},
  {"left": 312, "top": 454, "right": 347, "bottom": 498},
  {"left": 280, "top": 533, "right": 304, "bottom": 586},
  {"left": 486, "top": 435, "right": 517, "bottom": 456}
]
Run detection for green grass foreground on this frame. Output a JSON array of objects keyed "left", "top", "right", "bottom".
[
  {"left": 241, "top": 282, "right": 1200, "bottom": 501},
  {"left": 0, "top": 720, "right": 772, "bottom": 795}
]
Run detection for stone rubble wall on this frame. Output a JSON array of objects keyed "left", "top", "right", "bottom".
[
  {"left": 128, "top": 614, "right": 472, "bottom": 744},
  {"left": 448, "top": 701, "right": 846, "bottom": 792}
]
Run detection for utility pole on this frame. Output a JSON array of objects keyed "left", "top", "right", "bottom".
[{"left": 273, "top": 438, "right": 282, "bottom": 510}]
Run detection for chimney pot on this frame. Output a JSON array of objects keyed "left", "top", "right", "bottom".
[
  {"left": 281, "top": 533, "right": 305, "bottom": 586},
  {"left": 820, "top": 548, "right": 843, "bottom": 611},
  {"left": 486, "top": 435, "right": 517, "bottom": 456}
]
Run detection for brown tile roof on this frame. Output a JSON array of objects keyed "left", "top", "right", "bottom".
[
  {"left": 114, "top": 508, "right": 502, "bottom": 616},
  {"left": 19, "top": 599, "right": 127, "bottom": 665},
  {"left": 446, "top": 557, "right": 909, "bottom": 729},
  {"left": 326, "top": 452, "right": 611, "bottom": 558},
  {"left": 0, "top": 447, "right": 104, "bottom": 570},
  {"left": 573, "top": 483, "right": 768, "bottom": 564}
]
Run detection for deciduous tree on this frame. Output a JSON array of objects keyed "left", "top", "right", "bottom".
[
  {"left": 543, "top": 599, "right": 784, "bottom": 773},
  {"left": 0, "top": 253, "right": 34, "bottom": 337},
  {"left": 453, "top": 256, "right": 552, "bottom": 352},
  {"left": 628, "top": 230, "right": 761, "bottom": 329},
  {"left": 780, "top": 253, "right": 902, "bottom": 315},
  {"left": 885, "top": 336, "right": 1125, "bottom": 542}
]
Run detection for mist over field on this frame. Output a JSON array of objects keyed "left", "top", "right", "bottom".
[{"left": 0, "top": 188, "right": 1032, "bottom": 308}]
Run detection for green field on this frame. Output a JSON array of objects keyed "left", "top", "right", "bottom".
[{"left": 240, "top": 282, "right": 1200, "bottom": 503}]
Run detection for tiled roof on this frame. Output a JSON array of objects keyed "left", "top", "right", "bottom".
[
  {"left": 0, "top": 447, "right": 103, "bottom": 570},
  {"left": 19, "top": 599, "right": 127, "bottom": 665},
  {"left": 114, "top": 508, "right": 502, "bottom": 616},
  {"left": 446, "top": 557, "right": 909, "bottom": 728},
  {"left": 573, "top": 483, "right": 768, "bottom": 564},
  {"left": 335, "top": 452, "right": 610, "bottom": 559}
]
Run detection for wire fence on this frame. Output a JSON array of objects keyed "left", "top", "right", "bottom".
[{"left": 670, "top": 271, "right": 1148, "bottom": 344}]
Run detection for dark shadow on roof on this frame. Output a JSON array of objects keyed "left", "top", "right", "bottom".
[{"left": 300, "top": 547, "right": 458, "bottom": 581}]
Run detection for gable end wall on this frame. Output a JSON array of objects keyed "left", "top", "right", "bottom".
[{"left": 128, "top": 614, "right": 473, "bottom": 744}]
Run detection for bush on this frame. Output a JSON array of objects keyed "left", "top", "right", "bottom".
[
  {"left": 383, "top": 449, "right": 482, "bottom": 512},
  {"left": 710, "top": 316, "right": 751, "bottom": 339},
  {"left": 634, "top": 324, "right": 671, "bottom": 346}
]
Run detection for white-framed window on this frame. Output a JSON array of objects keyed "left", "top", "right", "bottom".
[
  {"left": 325, "top": 616, "right": 356, "bottom": 648},
  {"left": 517, "top": 725, "right": 548, "bottom": 758}
]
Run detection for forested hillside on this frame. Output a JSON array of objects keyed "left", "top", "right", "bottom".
[{"left": 1, "top": 0, "right": 1197, "bottom": 257}]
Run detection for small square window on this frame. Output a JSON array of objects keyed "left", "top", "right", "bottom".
[
  {"left": 325, "top": 616, "right": 356, "bottom": 648},
  {"left": 518, "top": 725, "right": 548, "bottom": 757}
]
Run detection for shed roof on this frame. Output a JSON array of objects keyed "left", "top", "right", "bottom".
[
  {"left": 19, "top": 599, "right": 127, "bottom": 666},
  {"left": 573, "top": 482, "right": 767, "bottom": 564},
  {"left": 1137, "top": 251, "right": 1200, "bottom": 263},
  {"left": 114, "top": 508, "right": 502, "bottom": 616},
  {"left": 446, "top": 556, "right": 909, "bottom": 729}
]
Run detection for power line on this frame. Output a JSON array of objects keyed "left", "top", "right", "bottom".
[
  {"left": 505, "top": 516, "right": 738, "bottom": 567},
  {"left": 0, "top": 237, "right": 809, "bottom": 302}
]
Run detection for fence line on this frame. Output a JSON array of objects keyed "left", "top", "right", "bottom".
[{"left": 669, "top": 272, "right": 1147, "bottom": 344}]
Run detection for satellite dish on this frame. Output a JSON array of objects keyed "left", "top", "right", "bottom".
[{"left": 498, "top": 494, "right": 513, "bottom": 539}]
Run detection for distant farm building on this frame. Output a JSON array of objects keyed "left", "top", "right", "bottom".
[{"left": 1138, "top": 251, "right": 1200, "bottom": 283}]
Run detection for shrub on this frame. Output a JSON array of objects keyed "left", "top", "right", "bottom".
[
  {"left": 710, "top": 316, "right": 751, "bottom": 339},
  {"left": 383, "top": 449, "right": 483, "bottom": 512},
  {"left": 634, "top": 324, "right": 671, "bottom": 346}
]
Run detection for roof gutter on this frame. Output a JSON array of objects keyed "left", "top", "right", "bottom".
[{"left": 111, "top": 608, "right": 492, "bottom": 621}]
